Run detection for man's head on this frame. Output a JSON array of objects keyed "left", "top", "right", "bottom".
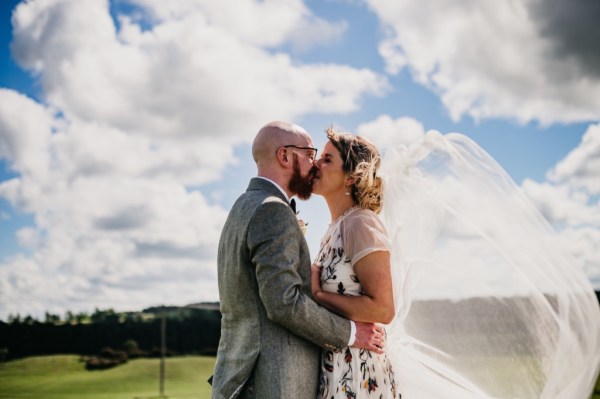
[{"left": 252, "top": 121, "right": 317, "bottom": 199}]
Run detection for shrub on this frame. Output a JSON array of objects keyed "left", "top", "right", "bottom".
[{"left": 84, "top": 347, "right": 128, "bottom": 370}]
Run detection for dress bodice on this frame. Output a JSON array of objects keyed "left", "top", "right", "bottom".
[
  {"left": 314, "top": 206, "right": 390, "bottom": 297},
  {"left": 313, "top": 206, "right": 399, "bottom": 399}
]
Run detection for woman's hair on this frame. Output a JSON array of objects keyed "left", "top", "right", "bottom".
[{"left": 326, "top": 127, "right": 383, "bottom": 213}]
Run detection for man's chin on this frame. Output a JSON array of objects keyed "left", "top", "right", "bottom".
[{"left": 296, "top": 189, "right": 312, "bottom": 201}]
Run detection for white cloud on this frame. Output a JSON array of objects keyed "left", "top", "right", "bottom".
[
  {"left": 0, "top": 89, "right": 54, "bottom": 180},
  {"left": 125, "top": 0, "right": 312, "bottom": 47},
  {"left": 367, "top": 0, "right": 600, "bottom": 124},
  {"left": 522, "top": 178, "right": 600, "bottom": 288},
  {"left": 521, "top": 179, "right": 600, "bottom": 227},
  {"left": 288, "top": 16, "right": 348, "bottom": 53},
  {"left": 547, "top": 123, "right": 600, "bottom": 195},
  {"left": 519, "top": 124, "right": 600, "bottom": 289},
  {"left": 11, "top": 0, "right": 386, "bottom": 142},
  {"left": 559, "top": 227, "right": 600, "bottom": 288},
  {"left": 0, "top": 89, "right": 231, "bottom": 318},
  {"left": 356, "top": 114, "right": 425, "bottom": 150},
  {"left": 0, "top": 0, "right": 388, "bottom": 318},
  {"left": 124, "top": 0, "right": 350, "bottom": 52},
  {"left": 0, "top": 164, "right": 229, "bottom": 317}
]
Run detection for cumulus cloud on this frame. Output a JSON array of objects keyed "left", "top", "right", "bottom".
[
  {"left": 356, "top": 114, "right": 425, "bottom": 150},
  {"left": 125, "top": 0, "right": 348, "bottom": 53},
  {"left": 361, "top": 0, "right": 600, "bottom": 289},
  {"left": 11, "top": 0, "right": 386, "bottom": 142},
  {"left": 0, "top": 89, "right": 54, "bottom": 181},
  {"left": 367, "top": 0, "right": 600, "bottom": 124},
  {"left": 520, "top": 124, "right": 600, "bottom": 288},
  {"left": 0, "top": 0, "right": 387, "bottom": 318},
  {"left": 529, "top": 0, "right": 600, "bottom": 79},
  {"left": 521, "top": 180, "right": 600, "bottom": 227},
  {"left": 547, "top": 123, "right": 600, "bottom": 195},
  {"left": 0, "top": 90, "right": 229, "bottom": 316},
  {"left": 560, "top": 227, "right": 600, "bottom": 287}
]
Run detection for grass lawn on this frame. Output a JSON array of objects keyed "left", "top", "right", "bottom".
[
  {"left": 459, "top": 355, "right": 600, "bottom": 399},
  {"left": 0, "top": 355, "right": 214, "bottom": 399},
  {"left": 0, "top": 355, "right": 598, "bottom": 398}
]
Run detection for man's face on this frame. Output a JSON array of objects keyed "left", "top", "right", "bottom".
[{"left": 288, "top": 152, "right": 315, "bottom": 200}]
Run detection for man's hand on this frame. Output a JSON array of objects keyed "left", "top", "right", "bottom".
[{"left": 352, "top": 321, "right": 385, "bottom": 354}]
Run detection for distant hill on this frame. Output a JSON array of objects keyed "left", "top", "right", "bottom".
[
  {"left": 0, "top": 303, "right": 221, "bottom": 361},
  {"left": 1, "top": 294, "right": 597, "bottom": 362},
  {"left": 185, "top": 302, "right": 220, "bottom": 311}
]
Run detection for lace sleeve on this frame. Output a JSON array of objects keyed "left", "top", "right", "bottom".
[{"left": 341, "top": 209, "right": 390, "bottom": 267}]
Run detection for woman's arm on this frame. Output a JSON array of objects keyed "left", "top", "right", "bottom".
[{"left": 311, "top": 250, "right": 395, "bottom": 324}]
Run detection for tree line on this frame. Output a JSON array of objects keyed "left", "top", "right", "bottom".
[
  {"left": 0, "top": 304, "right": 220, "bottom": 361},
  {"left": 1, "top": 292, "right": 599, "bottom": 363}
]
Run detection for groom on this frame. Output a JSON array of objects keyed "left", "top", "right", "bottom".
[{"left": 211, "top": 121, "right": 385, "bottom": 399}]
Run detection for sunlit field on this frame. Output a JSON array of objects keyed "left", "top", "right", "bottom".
[
  {"left": 454, "top": 355, "right": 599, "bottom": 399},
  {"left": 0, "top": 355, "right": 214, "bottom": 399},
  {"left": 0, "top": 355, "right": 598, "bottom": 399}
]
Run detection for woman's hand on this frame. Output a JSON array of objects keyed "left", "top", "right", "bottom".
[{"left": 311, "top": 263, "right": 323, "bottom": 300}]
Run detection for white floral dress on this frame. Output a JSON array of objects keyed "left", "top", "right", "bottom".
[{"left": 314, "top": 207, "right": 401, "bottom": 399}]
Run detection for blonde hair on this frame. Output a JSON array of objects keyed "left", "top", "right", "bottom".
[{"left": 326, "top": 127, "right": 383, "bottom": 213}]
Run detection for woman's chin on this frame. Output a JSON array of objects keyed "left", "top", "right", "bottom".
[
  {"left": 311, "top": 187, "right": 324, "bottom": 196},
  {"left": 311, "top": 179, "right": 320, "bottom": 194}
]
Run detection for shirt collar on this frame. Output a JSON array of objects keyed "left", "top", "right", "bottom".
[{"left": 256, "top": 176, "right": 291, "bottom": 203}]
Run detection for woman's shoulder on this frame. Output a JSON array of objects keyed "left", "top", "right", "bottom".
[
  {"left": 355, "top": 207, "right": 377, "bottom": 216},
  {"left": 341, "top": 207, "right": 391, "bottom": 258},
  {"left": 346, "top": 207, "right": 381, "bottom": 222},
  {"left": 343, "top": 207, "right": 386, "bottom": 231}
]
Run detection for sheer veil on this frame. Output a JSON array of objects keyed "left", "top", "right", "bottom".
[{"left": 379, "top": 131, "right": 600, "bottom": 398}]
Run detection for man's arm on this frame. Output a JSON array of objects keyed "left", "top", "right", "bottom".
[{"left": 248, "top": 201, "right": 384, "bottom": 353}]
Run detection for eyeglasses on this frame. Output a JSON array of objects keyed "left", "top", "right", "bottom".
[{"left": 280, "top": 145, "right": 318, "bottom": 161}]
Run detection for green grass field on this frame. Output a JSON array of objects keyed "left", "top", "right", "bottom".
[
  {"left": 0, "top": 355, "right": 214, "bottom": 399},
  {"left": 0, "top": 355, "right": 598, "bottom": 399}
]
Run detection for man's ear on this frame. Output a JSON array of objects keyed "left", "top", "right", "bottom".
[{"left": 275, "top": 147, "right": 290, "bottom": 167}]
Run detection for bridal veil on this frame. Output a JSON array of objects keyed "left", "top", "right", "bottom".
[{"left": 379, "top": 131, "right": 600, "bottom": 398}]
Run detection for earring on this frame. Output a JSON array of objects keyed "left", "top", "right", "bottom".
[{"left": 345, "top": 188, "right": 351, "bottom": 196}]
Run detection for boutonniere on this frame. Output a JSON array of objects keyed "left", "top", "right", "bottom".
[{"left": 296, "top": 211, "right": 308, "bottom": 235}]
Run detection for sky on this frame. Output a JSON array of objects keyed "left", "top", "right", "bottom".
[{"left": 0, "top": 0, "right": 599, "bottom": 319}]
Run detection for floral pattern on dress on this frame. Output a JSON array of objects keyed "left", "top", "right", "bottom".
[{"left": 315, "top": 207, "right": 401, "bottom": 399}]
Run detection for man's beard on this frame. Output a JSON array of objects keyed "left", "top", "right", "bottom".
[{"left": 288, "top": 155, "right": 314, "bottom": 200}]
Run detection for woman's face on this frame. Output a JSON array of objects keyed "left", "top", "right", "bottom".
[{"left": 312, "top": 141, "right": 349, "bottom": 197}]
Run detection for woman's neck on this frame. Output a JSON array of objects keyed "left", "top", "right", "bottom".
[{"left": 325, "top": 194, "right": 357, "bottom": 222}]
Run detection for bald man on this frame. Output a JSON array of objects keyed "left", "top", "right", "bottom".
[{"left": 211, "top": 121, "right": 385, "bottom": 399}]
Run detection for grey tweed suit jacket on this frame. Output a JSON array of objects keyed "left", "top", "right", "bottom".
[{"left": 211, "top": 178, "right": 351, "bottom": 399}]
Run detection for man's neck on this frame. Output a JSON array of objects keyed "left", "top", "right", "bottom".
[{"left": 256, "top": 175, "right": 292, "bottom": 202}]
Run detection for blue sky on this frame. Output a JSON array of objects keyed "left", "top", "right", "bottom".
[{"left": 0, "top": 0, "right": 598, "bottom": 318}]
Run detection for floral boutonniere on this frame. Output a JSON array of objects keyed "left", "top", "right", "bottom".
[{"left": 296, "top": 211, "right": 308, "bottom": 235}]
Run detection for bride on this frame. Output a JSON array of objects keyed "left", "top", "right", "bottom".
[
  {"left": 311, "top": 128, "right": 400, "bottom": 398},
  {"left": 310, "top": 128, "right": 600, "bottom": 399}
]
